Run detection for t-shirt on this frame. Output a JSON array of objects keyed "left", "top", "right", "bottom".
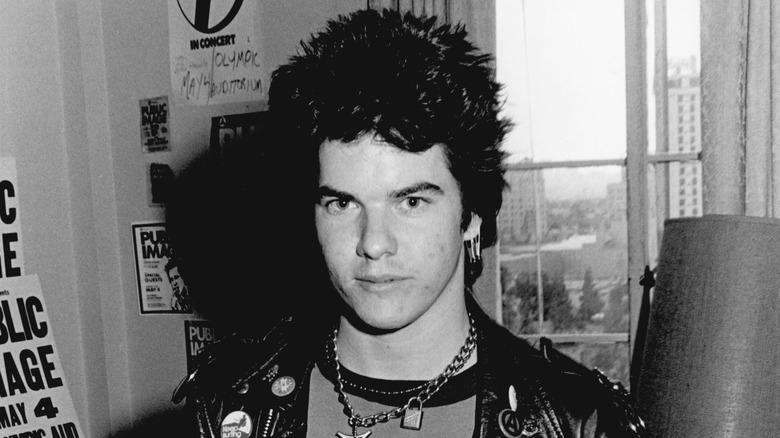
[{"left": 307, "top": 360, "right": 477, "bottom": 437}]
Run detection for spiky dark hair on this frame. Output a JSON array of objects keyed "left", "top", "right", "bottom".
[{"left": 269, "top": 8, "right": 509, "bottom": 286}]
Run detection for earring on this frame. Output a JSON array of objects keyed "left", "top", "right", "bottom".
[{"left": 465, "top": 233, "right": 481, "bottom": 264}]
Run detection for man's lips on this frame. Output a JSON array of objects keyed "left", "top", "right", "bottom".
[{"left": 355, "top": 275, "right": 408, "bottom": 288}]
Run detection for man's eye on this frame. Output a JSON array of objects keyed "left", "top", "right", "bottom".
[
  {"left": 325, "top": 199, "right": 356, "bottom": 214},
  {"left": 399, "top": 197, "right": 428, "bottom": 212}
]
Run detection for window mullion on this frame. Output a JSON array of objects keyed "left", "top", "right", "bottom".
[
  {"left": 625, "top": 0, "right": 650, "bottom": 357},
  {"left": 654, "top": 0, "right": 670, "bottom": 252}
]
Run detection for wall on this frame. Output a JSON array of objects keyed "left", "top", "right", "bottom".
[
  {"left": 2, "top": 1, "right": 497, "bottom": 436},
  {"left": 2, "top": 1, "right": 364, "bottom": 436}
]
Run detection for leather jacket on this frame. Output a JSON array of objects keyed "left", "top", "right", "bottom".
[{"left": 173, "top": 299, "right": 649, "bottom": 438}]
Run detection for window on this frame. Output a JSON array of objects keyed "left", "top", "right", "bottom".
[{"left": 496, "top": 0, "right": 701, "bottom": 388}]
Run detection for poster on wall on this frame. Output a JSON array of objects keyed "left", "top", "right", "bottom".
[
  {"left": 147, "top": 163, "right": 175, "bottom": 207},
  {"left": 139, "top": 96, "right": 171, "bottom": 153},
  {"left": 0, "top": 275, "right": 85, "bottom": 437},
  {"left": 1, "top": 157, "right": 25, "bottom": 278},
  {"left": 168, "top": 0, "right": 263, "bottom": 106},
  {"left": 184, "top": 320, "right": 219, "bottom": 374},
  {"left": 210, "top": 110, "right": 269, "bottom": 164},
  {"left": 132, "top": 222, "right": 193, "bottom": 314}
]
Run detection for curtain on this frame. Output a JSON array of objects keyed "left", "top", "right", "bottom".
[
  {"left": 368, "top": 0, "right": 450, "bottom": 20},
  {"left": 702, "top": 0, "right": 780, "bottom": 216},
  {"left": 366, "top": 0, "right": 496, "bottom": 66}
]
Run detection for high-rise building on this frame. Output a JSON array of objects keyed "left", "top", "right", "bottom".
[
  {"left": 606, "top": 169, "right": 627, "bottom": 222},
  {"left": 499, "top": 168, "right": 546, "bottom": 244},
  {"left": 667, "top": 57, "right": 702, "bottom": 218}
]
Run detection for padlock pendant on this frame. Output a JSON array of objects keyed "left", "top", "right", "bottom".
[{"left": 400, "top": 399, "right": 424, "bottom": 431}]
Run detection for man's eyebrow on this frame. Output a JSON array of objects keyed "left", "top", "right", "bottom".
[
  {"left": 316, "top": 185, "right": 354, "bottom": 200},
  {"left": 391, "top": 182, "right": 444, "bottom": 198}
]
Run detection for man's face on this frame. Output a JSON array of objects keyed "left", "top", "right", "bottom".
[
  {"left": 168, "top": 266, "right": 185, "bottom": 294},
  {"left": 315, "top": 135, "right": 480, "bottom": 332}
]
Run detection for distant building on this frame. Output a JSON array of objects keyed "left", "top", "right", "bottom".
[
  {"left": 606, "top": 171, "right": 626, "bottom": 222},
  {"left": 499, "top": 168, "right": 547, "bottom": 244},
  {"left": 667, "top": 57, "right": 702, "bottom": 218},
  {"left": 500, "top": 231, "right": 626, "bottom": 282}
]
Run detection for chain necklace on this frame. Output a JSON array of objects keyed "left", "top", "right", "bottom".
[{"left": 331, "top": 315, "right": 477, "bottom": 438}]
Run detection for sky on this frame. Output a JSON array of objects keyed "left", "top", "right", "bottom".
[{"left": 496, "top": 0, "right": 701, "bottom": 164}]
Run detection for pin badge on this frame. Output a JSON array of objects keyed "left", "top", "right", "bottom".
[
  {"left": 498, "top": 409, "right": 523, "bottom": 438},
  {"left": 508, "top": 385, "right": 518, "bottom": 412},
  {"left": 498, "top": 385, "right": 539, "bottom": 437},
  {"left": 262, "top": 364, "right": 279, "bottom": 382},
  {"left": 499, "top": 385, "right": 522, "bottom": 437},
  {"left": 236, "top": 381, "right": 250, "bottom": 394},
  {"left": 271, "top": 376, "right": 296, "bottom": 397},
  {"left": 221, "top": 410, "right": 252, "bottom": 438}
]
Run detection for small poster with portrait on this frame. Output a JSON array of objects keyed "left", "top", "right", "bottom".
[{"left": 132, "top": 221, "right": 192, "bottom": 314}]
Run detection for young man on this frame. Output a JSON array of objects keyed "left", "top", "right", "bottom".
[
  {"left": 165, "top": 258, "right": 192, "bottom": 313},
  {"left": 173, "top": 9, "right": 648, "bottom": 438}
]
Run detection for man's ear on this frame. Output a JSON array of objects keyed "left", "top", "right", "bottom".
[{"left": 463, "top": 213, "right": 482, "bottom": 241}]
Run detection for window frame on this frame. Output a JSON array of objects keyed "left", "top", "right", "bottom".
[{"left": 494, "top": 0, "right": 702, "bottom": 366}]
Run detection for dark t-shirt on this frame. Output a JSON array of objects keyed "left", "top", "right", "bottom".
[{"left": 307, "top": 361, "right": 478, "bottom": 437}]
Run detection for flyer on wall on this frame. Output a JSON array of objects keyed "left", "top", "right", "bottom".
[
  {"left": 132, "top": 221, "right": 193, "bottom": 314},
  {"left": 168, "top": 0, "right": 263, "bottom": 106},
  {"left": 0, "top": 275, "right": 85, "bottom": 437},
  {"left": 139, "top": 95, "right": 171, "bottom": 153},
  {"left": 1, "top": 157, "right": 25, "bottom": 277}
]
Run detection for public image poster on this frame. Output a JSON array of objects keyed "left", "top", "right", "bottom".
[
  {"left": 1, "top": 157, "right": 24, "bottom": 278},
  {"left": 0, "top": 275, "right": 85, "bottom": 437},
  {"left": 139, "top": 96, "right": 171, "bottom": 153},
  {"left": 184, "top": 320, "right": 219, "bottom": 374},
  {"left": 132, "top": 222, "right": 193, "bottom": 314},
  {"left": 168, "top": 0, "right": 263, "bottom": 106}
]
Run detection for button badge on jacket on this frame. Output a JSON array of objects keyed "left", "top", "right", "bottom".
[
  {"left": 221, "top": 410, "right": 253, "bottom": 438},
  {"left": 498, "top": 385, "right": 540, "bottom": 438}
]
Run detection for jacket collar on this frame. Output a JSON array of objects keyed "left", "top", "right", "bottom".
[{"left": 468, "top": 294, "right": 565, "bottom": 437}]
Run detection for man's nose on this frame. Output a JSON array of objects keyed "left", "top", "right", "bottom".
[{"left": 356, "top": 209, "right": 397, "bottom": 260}]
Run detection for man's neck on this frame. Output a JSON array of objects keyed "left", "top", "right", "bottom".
[{"left": 335, "top": 295, "right": 476, "bottom": 381}]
